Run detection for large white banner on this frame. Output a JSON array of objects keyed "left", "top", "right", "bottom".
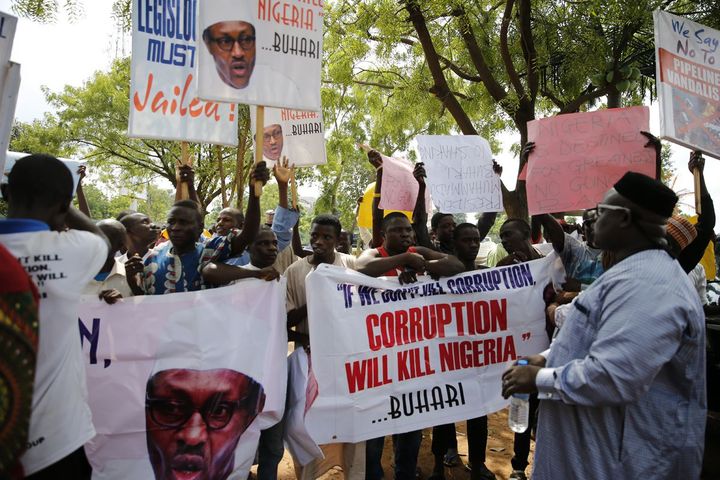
[
  {"left": 305, "top": 258, "right": 558, "bottom": 443},
  {"left": 80, "top": 281, "right": 288, "bottom": 480},
  {"left": 250, "top": 106, "right": 326, "bottom": 166},
  {"left": 198, "top": 0, "right": 323, "bottom": 111},
  {"left": 129, "top": 0, "right": 238, "bottom": 145},
  {"left": 416, "top": 135, "right": 503, "bottom": 213},
  {"left": 654, "top": 10, "right": 720, "bottom": 159}
]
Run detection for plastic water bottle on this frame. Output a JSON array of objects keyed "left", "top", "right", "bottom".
[{"left": 508, "top": 359, "right": 530, "bottom": 433}]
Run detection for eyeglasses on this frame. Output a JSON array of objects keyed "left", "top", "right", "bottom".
[
  {"left": 263, "top": 129, "right": 282, "bottom": 142},
  {"left": 210, "top": 35, "right": 256, "bottom": 52},
  {"left": 596, "top": 203, "right": 631, "bottom": 216},
  {"left": 146, "top": 395, "right": 249, "bottom": 430}
]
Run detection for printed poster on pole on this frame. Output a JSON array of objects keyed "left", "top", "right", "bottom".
[
  {"left": 250, "top": 106, "right": 326, "bottom": 167},
  {"left": 653, "top": 10, "right": 720, "bottom": 159},
  {"left": 129, "top": 0, "right": 238, "bottom": 145},
  {"left": 197, "top": 0, "right": 323, "bottom": 111}
]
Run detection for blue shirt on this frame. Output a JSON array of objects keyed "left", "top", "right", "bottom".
[
  {"left": 533, "top": 249, "right": 706, "bottom": 479},
  {"left": 141, "top": 232, "right": 236, "bottom": 294},
  {"left": 225, "top": 206, "right": 299, "bottom": 267}
]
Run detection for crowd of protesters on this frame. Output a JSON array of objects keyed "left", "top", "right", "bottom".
[{"left": 0, "top": 131, "right": 717, "bottom": 480}]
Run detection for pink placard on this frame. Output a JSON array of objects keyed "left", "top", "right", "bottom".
[
  {"left": 378, "top": 154, "right": 432, "bottom": 213},
  {"left": 526, "top": 106, "right": 655, "bottom": 215}
]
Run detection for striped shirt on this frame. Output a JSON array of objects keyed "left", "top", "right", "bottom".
[{"left": 533, "top": 249, "right": 706, "bottom": 479}]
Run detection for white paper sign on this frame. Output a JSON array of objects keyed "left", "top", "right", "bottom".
[
  {"left": 305, "top": 259, "right": 556, "bottom": 443},
  {"left": 0, "top": 11, "right": 17, "bottom": 67},
  {"left": 654, "top": 10, "right": 720, "bottom": 159},
  {"left": 0, "top": 11, "right": 18, "bottom": 176},
  {"left": 198, "top": 0, "right": 323, "bottom": 111},
  {"left": 80, "top": 281, "right": 288, "bottom": 480},
  {"left": 250, "top": 106, "right": 326, "bottom": 166},
  {"left": 129, "top": 0, "right": 238, "bottom": 145},
  {"left": 2, "top": 152, "right": 83, "bottom": 195},
  {"left": 416, "top": 135, "right": 503, "bottom": 213}
]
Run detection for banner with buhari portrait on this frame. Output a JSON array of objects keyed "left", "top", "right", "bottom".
[
  {"left": 250, "top": 106, "right": 326, "bottom": 167},
  {"left": 80, "top": 281, "right": 288, "bottom": 480},
  {"left": 129, "top": 0, "right": 238, "bottom": 145},
  {"left": 304, "top": 257, "right": 562, "bottom": 443},
  {"left": 198, "top": 0, "right": 323, "bottom": 110}
]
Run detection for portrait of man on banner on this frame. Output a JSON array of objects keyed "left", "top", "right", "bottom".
[
  {"left": 197, "top": 0, "right": 322, "bottom": 111},
  {"left": 202, "top": 20, "right": 257, "bottom": 90},
  {"left": 145, "top": 367, "right": 266, "bottom": 480}
]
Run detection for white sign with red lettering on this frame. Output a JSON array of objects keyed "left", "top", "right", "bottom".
[
  {"left": 198, "top": 0, "right": 323, "bottom": 111},
  {"left": 250, "top": 106, "right": 326, "bottom": 167},
  {"left": 305, "top": 258, "right": 558, "bottom": 443},
  {"left": 129, "top": 0, "right": 238, "bottom": 145}
]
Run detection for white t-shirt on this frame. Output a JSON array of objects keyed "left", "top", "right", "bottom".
[{"left": 0, "top": 226, "right": 107, "bottom": 474}]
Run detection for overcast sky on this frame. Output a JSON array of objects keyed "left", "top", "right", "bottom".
[{"left": 2, "top": 0, "right": 718, "bottom": 225}]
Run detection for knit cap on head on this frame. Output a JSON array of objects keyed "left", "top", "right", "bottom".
[{"left": 667, "top": 215, "right": 697, "bottom": 251}]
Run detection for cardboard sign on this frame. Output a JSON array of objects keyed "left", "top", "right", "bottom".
[
  {"left": 128, "top": 0, "right": 238, "bottom": 145},
  {"left": 250, "top": 106, "right": 326, "bottom": 166},
  {"left": 80, "top": 281, "right": 288, "bottom": 480},
  {"left": 526, "top": 107, "right": 655, "bottom": 215},
  {"left": 198, "top": 0, "right": 323, "bottom": 111},
  {"left": 305, "top": 259, "right": 559, "bottom": 443},
  {"left": 378, "top": 154, "right": 432, "bottom": 213},
  {"left": 654, "top": 10, "right": 720, "bottom": 159},
  {"left": 416, "top": 135, "right": 503, "bottom": 214},
  {"left": 0, "top": 11, "right": 17, "bottom": 176}
]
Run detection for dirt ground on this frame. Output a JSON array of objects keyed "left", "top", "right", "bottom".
[{"left": 255, "top": 410, "right": 534, "bottom": 480}]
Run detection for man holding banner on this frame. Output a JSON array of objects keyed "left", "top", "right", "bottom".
[{"left": 502, "top": 172, "right": 706, "bottom": 479}]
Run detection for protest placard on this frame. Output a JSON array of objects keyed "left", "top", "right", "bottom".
[
  {"left": 80, "top": 281, "right": 288, "bottom": 480},
  {"left": 2, "top": 152, "right": 83, "bottom": 194},
  {"left": 0, "top": 11, "right": 17, "bottom": 176},
  {"left": 378, "top": 154, "right": 432, "bottom": 213},
  {"left": 128, "top": 0, "right": 237, "bottom": 145},
  {"left": 197, "top": 0, "right": 323, "bottom": 111},
  {"left": 654, "top": 10, "right": 720, "bottom": 159},
  {"left": 526, "top": 106, "right": 656, "bottom": 215},
  {"left": 0, "top": 10, "right": 16, "bottom": 67},
  {"left": 250, "top": 106, "right": 326, "bottom": 166},
  {"left": 305, "top": 258, "right": 561, "bottom": 443},
  {"left": 416, "top": 135, "right": 502, "bottom": 214}
]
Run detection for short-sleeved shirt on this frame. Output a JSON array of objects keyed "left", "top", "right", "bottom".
[
  {"left": 285, "top": 252, "right": 357, "bottom": 337},
  {"left": 561, "top": 233, "right": 604, "bottom": 286},
  {"left": 0, "top": 219, "right": 107, "bottom": 475},
  {"left": 225, "top": 206, "right": 299, "bottom": 267},
  {"left": 141, "top": 232, "right": 237, "bottom": 294},
  {"left": 83, "top": 258, "right": 133, "bottom": 299}
]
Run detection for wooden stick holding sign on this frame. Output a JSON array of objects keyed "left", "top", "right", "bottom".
[
  {"left": 290, "top": 167, "right": 298, "bottom": 210},
  {"left": 692, "top": 150, "right": 702, "bottom": 215},
  {"left": 253, "top": 106, "right": 265, "bottom": 197},
  {"left": 175, "top": 141, "right": 191, "bottom": 201}
]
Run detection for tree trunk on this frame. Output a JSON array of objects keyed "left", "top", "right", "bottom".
[{"left": 607, "top": 86, "right": 621, "bottom": 108}]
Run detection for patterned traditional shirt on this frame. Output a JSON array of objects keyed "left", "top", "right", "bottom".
[{"left": 141, "top": 231, "right": 237, "bottom": 295}]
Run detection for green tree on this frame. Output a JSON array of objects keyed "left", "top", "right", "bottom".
[{"left": 325, "top": 0, "right": 718, "bottom": 218}]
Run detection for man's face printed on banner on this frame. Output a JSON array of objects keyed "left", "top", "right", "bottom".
[
  {"left": 203, "top": 21, "right": 256, "bottom": 89},
  {"left": 263, "top": 124, "right": 283, "bottom": 162},
  {"left": 145, "top": 368, "right": 265, "bottom": 480}
]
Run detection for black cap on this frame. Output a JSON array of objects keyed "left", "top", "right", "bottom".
[{"left": 613, "top": 172, "right": 678, "bottom": 218}]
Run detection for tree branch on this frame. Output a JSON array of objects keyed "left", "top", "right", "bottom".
[
  {"left": 561, "top": 85, "right": 612, "bottom": 114},
  {"left": 404, "top": 0, "right": 477, "bottom": 135},
  {"left": 517, "top": 0, "right": 538, "bottom": 100},
  {"left": 455, "top": 7, "right": 508, "bottom": 104},
  {"left": 499, "top": 0, "right": 526, "bottom": 99},
  {"left": 437, "top": 54, "right": 483, "bottom": 82}
]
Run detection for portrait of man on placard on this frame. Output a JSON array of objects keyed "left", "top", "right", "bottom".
[
  {"left": 145, "top": 368, "right": 265, "bottom": 480},
  {"left": 263, "top": 124, "right": 284, "bottom": 162},
  {"left": 202, "top": 20, "right": 257, "bottom": 90}
]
